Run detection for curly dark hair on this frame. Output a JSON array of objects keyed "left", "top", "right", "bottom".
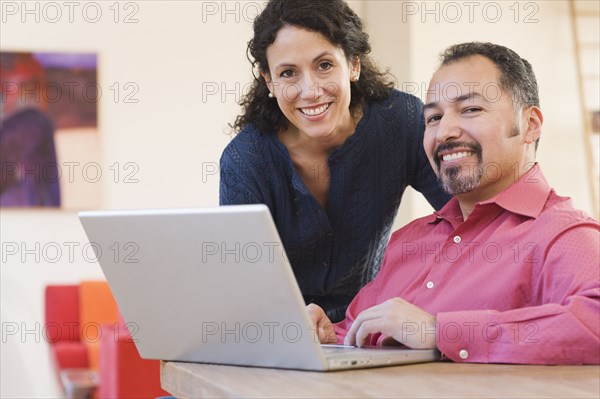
[{"left": 232, "top": 0, "right": 394, "bottom": 134}]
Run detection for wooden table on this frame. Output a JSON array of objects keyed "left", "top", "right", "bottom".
[{"left": 161, "top": 361, "right": 600, "bottom": 398}]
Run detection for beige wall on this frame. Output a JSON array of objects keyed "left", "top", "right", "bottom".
[{"left": 0, "top": 1, "right": 595, "bottom": 397}]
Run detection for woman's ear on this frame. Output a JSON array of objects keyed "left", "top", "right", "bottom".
[
  {"left": 260, "top": 70, "right": 273, "bottom": 94},
  {"left": 350, "top": 56, "right": 361, "bottom": 81}
]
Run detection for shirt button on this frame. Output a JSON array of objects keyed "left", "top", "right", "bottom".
[
  {"left": 322, "top": 261, "right": 329, "bottom": 267},
  {"left": 453, "top": 235, "right": 461, "bottom": 244},
  {"left": 459, "top": 349, "right": 469, "bottom": 359},
  {"left": 426, "top": 281, "right": 434, "bottom": 289}
]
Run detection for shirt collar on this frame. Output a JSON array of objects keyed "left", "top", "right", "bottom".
[
  {"left": 428, "top": 163, "right": 551, "bottom": 224},
  {"left": 429, "top": 197, "right": 462, "bottom": 225},
  {"left": 481, "top": 163, "right": 550, "bottom": 219}
]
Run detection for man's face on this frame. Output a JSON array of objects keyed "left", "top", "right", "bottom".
[{"left": 423, "top": 55, "right": 531, "bottom": 199}]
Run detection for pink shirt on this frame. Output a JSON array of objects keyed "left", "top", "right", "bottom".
[{"left": 334, "top": 165, "right": 600, "bottom": 364}]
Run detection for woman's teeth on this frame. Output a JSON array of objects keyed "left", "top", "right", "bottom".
[{"left": 300, "top": 103, "right": 330, "bottom": 116}]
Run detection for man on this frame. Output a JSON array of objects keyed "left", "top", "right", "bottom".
[{"left": 309, "top": 42, "right": 600, "bottom": 365}]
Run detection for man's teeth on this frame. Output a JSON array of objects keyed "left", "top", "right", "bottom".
[
  {"left": 442, "top": 151, "right": 474, "bottom": 161},
  {"left": 301, "top": 103, "right": 330, "bottom": 116}
]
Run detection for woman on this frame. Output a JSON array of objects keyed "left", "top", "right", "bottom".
[{"left": 220, "top": 0, "right": 450, "bottom": 322}]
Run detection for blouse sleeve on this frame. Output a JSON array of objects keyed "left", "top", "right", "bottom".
[{"left": 219, "top": 143, "right": 262, "bottom": 205}]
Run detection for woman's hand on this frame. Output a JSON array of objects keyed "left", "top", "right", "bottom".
[{"left": 306, "top": 303, "right": 338, "bottom": 344}]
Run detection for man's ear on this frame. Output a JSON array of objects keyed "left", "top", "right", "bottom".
[{"left": 524, "top": 106, "right": 543, "bottom": 144}]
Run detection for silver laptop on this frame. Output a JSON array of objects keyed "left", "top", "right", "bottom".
[{"left": 78, "top": 204, "right": 439, "bottom": 371}]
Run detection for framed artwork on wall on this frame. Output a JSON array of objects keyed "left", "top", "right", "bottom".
[{"left": 0, "top": 51, "right": 101, "bottom": 209}]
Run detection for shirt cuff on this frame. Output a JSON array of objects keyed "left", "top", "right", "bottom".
[{"left": 436, "top": 310, "right": 491, "bottom": 363}]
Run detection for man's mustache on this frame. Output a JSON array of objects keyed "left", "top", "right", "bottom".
[{"left": 434, "top": 141, "right": 482, "bottom": 167}]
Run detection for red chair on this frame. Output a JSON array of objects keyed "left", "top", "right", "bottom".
[{"left": 45, "top": 282, "right": 168, "bottom": 398}]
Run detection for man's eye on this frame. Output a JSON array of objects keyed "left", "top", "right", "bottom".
[
  {"left": 464, "top": 107, "right": 482, "bottom": 113},
  {"left": 426, "top": 115, "right": 441, "bottom": 124}
]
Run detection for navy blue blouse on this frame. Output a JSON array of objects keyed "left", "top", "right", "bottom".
[{"left": 219, "top": 90, "right": 450, "bottom": 321}]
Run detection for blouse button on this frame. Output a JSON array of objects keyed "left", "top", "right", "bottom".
[
  {"left": 453, "top": 235, "right": 461, "bottom": 244},
  {"left": 426, "top": 281, "right": 434, "bottom": 289},
  {"left": 459, "top": 349, "right": 469, "bottom": 359}
]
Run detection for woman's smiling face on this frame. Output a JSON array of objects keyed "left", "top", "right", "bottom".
[{"left": 262, "top": 25, "right": 360, "bottom": 140}]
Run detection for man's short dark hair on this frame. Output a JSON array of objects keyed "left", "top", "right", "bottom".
[{"left": 439, "top": 42, "right": 539, "bottom": 109}]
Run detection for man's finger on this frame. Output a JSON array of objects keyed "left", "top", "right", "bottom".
[
  {"left": 355, "top": 318, "right": 384, "bottom": 347},
  {"left": 344, "top": 306, "right": 382, "bottom": 346}
]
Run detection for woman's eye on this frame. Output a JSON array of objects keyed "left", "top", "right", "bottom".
[
  {"left": 280, "top": 70, "right": 294, "bottom": 78},
  {"left": 318, "top": 61, "right": 333, "bottom": 71}
]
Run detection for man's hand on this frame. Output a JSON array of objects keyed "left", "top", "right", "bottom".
[
  {"left": 344, "top": 298, "right": 437, "bottom": 349},
  {"left": 306, "top": 304, "right": 337, "bottom": 344}
]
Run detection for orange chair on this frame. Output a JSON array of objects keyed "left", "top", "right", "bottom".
[
  {"left": 45, "top": 281, "right": 168, "bottom": 399},
  {"left": 79, "top": 281, "right": 119, "bottom": 373}
]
